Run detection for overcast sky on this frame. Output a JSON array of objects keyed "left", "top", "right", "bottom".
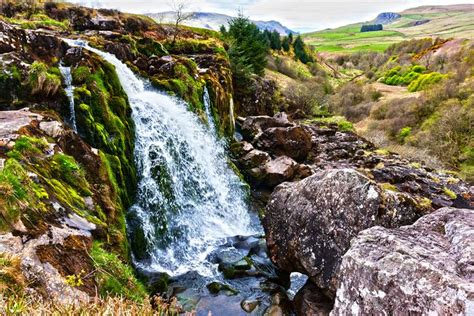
[{"left": 71, "top": 0, "right": 474, "bottom": 32}]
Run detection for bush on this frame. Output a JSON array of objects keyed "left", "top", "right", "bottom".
[
  {"left": 407, "top": 72, "right": 445, "bottom": 92},
  {"left": 284, "top": 80, "right": 328, "bottom": 116},
  {"left": 397, "top": 127, "right": 412, "bottom": 144}
]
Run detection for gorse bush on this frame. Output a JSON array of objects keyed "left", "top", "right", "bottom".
[{"left": 407, "top": 72, "right": 445, "bottom": 92}]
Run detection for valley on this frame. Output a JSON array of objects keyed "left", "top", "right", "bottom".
[{"left": 0, "top": 1, "right": 472, "bottom": 315}]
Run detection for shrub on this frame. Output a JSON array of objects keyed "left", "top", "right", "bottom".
[
  {"left": 408, "top": 72, "right": 445, "bottom": 92},
  {"left": 397, "top": 127, "right": 412, "bottom": 144}
]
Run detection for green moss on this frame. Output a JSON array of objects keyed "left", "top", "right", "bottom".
[
  {"left": 5, "top": 14, "right": 69, "bottom": 31},
  {"left": 417, "top": 197, "right": 432, "bottom": 210},
  {"left": 374, "top": 149, "right": 390, "bottom": 156},
  {"left": 90, "top": 242, "right": 147, "bottom": 302},
  {"left": 7, "top": 136, "right": 48, "bottom": 160},
  {"left": 0, "top": 159, "right": 48, "bottom": 231},
  {"left": 73, "top": 59, "right": 136, "bottom": 212},
  {"left": 443, "top": 187, "right": 457, "bottom": 200},
  {"left": 72, "top": 66, "right": 91, "bottom": 85},
  {"left": 380, "top": 183, "right": 399, "bottom": 192},
  {"left": 28, "top": 61, "right": 61, "bottom": 98},
  {"left": 51, "top": 154, "right": 92, "bottom": 196}
]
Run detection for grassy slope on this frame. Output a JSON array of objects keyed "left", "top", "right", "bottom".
[{"left": 303, "top": 5, "right": 474, "bottom": 53}]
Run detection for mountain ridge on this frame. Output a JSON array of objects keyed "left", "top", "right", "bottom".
[{"left": 146, "top": 11, "right": 296, "bottom": 35}]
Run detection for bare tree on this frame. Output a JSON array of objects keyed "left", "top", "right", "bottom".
[
  {"left": 155, "top": 12, "right": 166, "bottom": 24},
  {"left": 169, "top": 0, "right": 193, "bottom": 44}
]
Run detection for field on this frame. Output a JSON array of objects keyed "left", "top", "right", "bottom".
[{"left": 303, "top": 4, "right": 474, "bottom": 53}]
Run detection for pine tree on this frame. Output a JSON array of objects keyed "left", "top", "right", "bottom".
[
  {"left": 226, "top": 14, "right": 269, "bottom": 79},
  {"left": 282, "top": 36, "right": 290, "bottom": 52},
  {"left": 270, "top": 31, "right": 282, "bottom": 50},
  {"left": 293, "top": 35, "right": 313, "bottom": 64}
]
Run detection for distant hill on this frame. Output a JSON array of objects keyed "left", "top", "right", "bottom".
[
  {"left": 303, "top": 4, "right": 474, "bottom": 53},
  {"left": 147, "top": 12, "right": 295, "bottom": 35}
]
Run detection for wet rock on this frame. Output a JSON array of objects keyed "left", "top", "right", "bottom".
[
  {"left": 104, "top": 42, "right": 135, "bottom": 62},
  {"left": 0, "top": 108, "right": 42, "bottom": 140},
  {"left": 241, "top": 149, "right": 271, "bottom": 169},
  {"left": 332, "top": 207, "right": 474, "bottom": 315},
  {"left": 90, "top": 14, "right": 122, "bottom": 31},
  {"left": 26, "top": 30, "right": 63, "bottom": 58},
  {"left": 63, "top": 47, "right": 84, "bottom": 65},
  {"left": 254, "top": 126, "right": 312, "bottom": 161},
  {"left": 264, "top": 168, "right": 423, "bottom": 293},
  {"left": 39, "top": 121, "right": 63, "bottom": 138},
  {"left": 207, "top": 281, "right": 238, "bottom": 295},
  {"left": 0, "top": 21, "right": 25, "bottom": 54},
  {"left": 293, "top": 281, "right": 333, "bottom": 316},
  {"left": 240, "top": 113, "right": 293, "bottom": 140},
  {"left": 241, "top": 298, "right": 260, "bottom": 313},
  {"left": 262, "top": 156, "right": 298, "bottom": 187},
  {"left": 0, "top": 218, "right": 95, "bottom": 303},
  {"left": 264, "top": 292, "right": 292, "bottom": 316}
]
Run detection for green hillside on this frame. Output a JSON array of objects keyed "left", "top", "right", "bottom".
[{"left": 303, "top": 4, "right": 474, "bottom": 53}]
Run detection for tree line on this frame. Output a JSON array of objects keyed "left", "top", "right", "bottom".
[{"left": 220, "top": 14, "right": 314, "bottom": 85}]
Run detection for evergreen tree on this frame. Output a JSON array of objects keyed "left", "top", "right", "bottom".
[
  {"left": 288, "top": 32, "right": 294, "bottom": 44},
  {"left": 270, "top": 30, "right": 282, "bottom": 50},
  {"left": 220, "top": 24, "right": 227, "bottom": 35},
  {"left": 282, "top": 36, "right": 290, "bottom": 52},
  {"left": 226, "top": 14, "right": 269, "bottom": 80},
  {"left": 293, "top": 35, "right": 313, "bottom": 64}
]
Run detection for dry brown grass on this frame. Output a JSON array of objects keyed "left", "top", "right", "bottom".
[
  {"left": 361, "top": 129, "right": 444, "bottom": 170},
  {"left": 0, "top": 294, "right": 193, "bottom": 316}
]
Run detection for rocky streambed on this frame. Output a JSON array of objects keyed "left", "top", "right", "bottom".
[{"left": 231, "top": 113, "right": 474, "bottom": 314}]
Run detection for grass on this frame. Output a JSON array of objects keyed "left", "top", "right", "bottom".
[
  {"left": 90, "top": 242, "right": 148, "bottom": 302},
  {"left": 0, "top": 294, "right": 187, "bottom": 315},
  {"left": 303, "top": 6, "right": 474, "bottom": 53}
]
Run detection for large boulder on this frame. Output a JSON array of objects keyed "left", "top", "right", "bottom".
[
  {"left": 263, "top": 168, "right": 423, "bottom": 293},
  {"left": 332, "top": 207, "right": 474, "bottom": 315},
  {"left": 254, "top": 126, "right": 312, "bottom": 161},
  {"left": 240, "top": 113, "right": 293, "bottom": 140}
]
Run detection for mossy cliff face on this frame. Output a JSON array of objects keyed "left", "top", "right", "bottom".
[
  {"left": 0, "top": 1, "right": 240, "bottom": 303},
  {"left": 0, "top": 15, "right": 142, "bottom": 302}
]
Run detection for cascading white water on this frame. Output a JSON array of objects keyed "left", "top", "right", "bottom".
[
  {"left": 59, "top": 64, "right": 77, "bottom": 132},
  {"left": 64, "top": 39, "right": 259, "bottom": 277},
  {"left": 203, "top": 87, "right": 218, "bottom": 136}
]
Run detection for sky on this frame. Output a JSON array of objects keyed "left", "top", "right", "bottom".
[{"left": 70, "top": 0, "right": 474, "bottom": 32}]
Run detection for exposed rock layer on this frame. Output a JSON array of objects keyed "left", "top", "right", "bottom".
[{"left": 332, "top": 207, "right": 474, "bottom": 315}]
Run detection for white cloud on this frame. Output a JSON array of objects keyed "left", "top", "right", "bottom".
[{"left": 68, "top": 0, "right": 474, "bottom": 32}]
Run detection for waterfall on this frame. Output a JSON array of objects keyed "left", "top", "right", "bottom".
[
  {"left": 64, "top": 39, "right": 259, "bottom": 277},
  {"left": 203, "top": 87, "right": 217, "bottom": 135},
  {"left": 59, "top": 64, "right": 77, "bottom": 132}
]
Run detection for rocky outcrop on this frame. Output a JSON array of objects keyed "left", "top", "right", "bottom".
[
  {"left": 332, "top": 207, "right": 474, "bottom": 315},
  {"left": 254, "top": 126, "right": 312, "bottom": 161},
  {"left": 234, "top": 114, "right": 474, "bottom": 208},
  {"left": 374, "top": 12, "right": 401, "bottom": 25},
  {"left": 235, "top": 114, "right": 473, "bottom": 313},
  {"left": 264, "top": 168, "right": 425, "bottom": 294}
]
